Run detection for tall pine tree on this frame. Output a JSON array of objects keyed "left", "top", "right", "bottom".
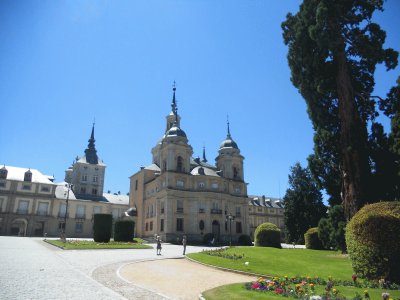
[
  {"left": 283, "top": 163, "right": 326, "bottom": 244},
  {"left": 282, "top": 0, "right": 398, "bottom": 219}
]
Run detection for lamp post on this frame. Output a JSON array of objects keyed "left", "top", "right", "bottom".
[
  {"left": 225, "top": 213, "right": 235, "bottom": 246},
  {"left": 62, "top": 183, "right": 73, "bottom": 241}
]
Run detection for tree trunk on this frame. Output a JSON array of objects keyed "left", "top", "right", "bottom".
[{"left": 335, "top": 50, "right": 371, "bottom": 220}]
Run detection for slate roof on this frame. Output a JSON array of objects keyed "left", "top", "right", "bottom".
[
  {"left": 55, "top": 182, "right": 129, "bottom": 205},
  {"left": 190, "top": 166, "right": 220, "bottom": 177},
  {"left": 77, "top": 156, "right": 105, "bottom": 166},
  {"left": 248, "top": 195, "right": 284, "bottom": 208},
  {"left": 1, "top": 165, "right": 55, "bottom": 184}
]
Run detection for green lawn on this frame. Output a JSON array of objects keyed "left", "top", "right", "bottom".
[
  {"left": 45, "top": 238, "right": 152, "bottom": 249},
  {"left": 188, "top": 246, "right": 352, "bottom": 279},
  {"left": 188, "top": 247, "right": 400, "bottom": 300}
]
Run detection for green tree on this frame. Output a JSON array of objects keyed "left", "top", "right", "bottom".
[
  {"left": 283, "top": 163, "right": 326, "bottom": 244},
  {"left": 318, "top": 205, "right": 347, "bottom": 253},
  {"left": 282, "top": 0, "right": 398, "bottom": 219}
]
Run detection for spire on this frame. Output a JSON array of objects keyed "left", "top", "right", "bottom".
[
  {"left": 172, "top": 81, "right": 177, "bottom": 117},
  {"left": 227, "top": 115, "right": 232, "bottom": 139},
  {"left": 202, "top": 145, "right": 208, "bottom": 162},
  {"left": 84, "top": 123, "right": 99, "bottom": 164}
]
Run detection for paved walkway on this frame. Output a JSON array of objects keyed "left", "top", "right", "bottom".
[{"left": 0, "top": 237, "right": 257, "bottom": 300}]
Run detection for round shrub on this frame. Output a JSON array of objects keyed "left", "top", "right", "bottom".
[
  {"left": 346, "top": 201, "right": 400, "bottom": 283},
  {"left": 114, "top": 220, "right": 135, "bottom": 242},
  {"left": 254, "top": 222, "right": 281, "bottom": 248},
  {"left": 93, "top": 214, "right": 112, "bottom": 243},
  {"left": 304, "top": 227, "right": 323, "bottom": 250},
  {"left": 238, "top": 234, "right": 253, "bottom": 246}
]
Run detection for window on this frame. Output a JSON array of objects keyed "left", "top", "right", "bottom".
[
  {"left": 112, "top": 208, "right": 120, "bottom": 219},
  {"left": 22, "top": 184, "right": 31, "bottom": 190},
  {"left": 150, "top": 221, "right": 153, "bottom": 231},
  {"left": 235, "top": 206, "right": 241, "bottom": 217},
  {"left": 59, "top": 203, "right": 67, "bottom": 217},
  {"left": 236, "top": 222, "right": 242, "bottom": 234},
  {"left": 24, "top": 171, "right": 32, "bottom": 182},
  {"left": 93, "top": 176, "right": 98, "bottom": 183},
  {"left": 198, "top": 182, "right": 205, "bottom": 189},
  {"left": 233, "top": 167, "right": 238, "bottom": 179},
  {"left": 176, "top": 180, "right": 184, "bottom": 188},
  {"left": 135, "top": 180, "right": 138, "bottom": 191},
  {"left": 0, "top": 168, "right": 7, "bottom": 179},
  {"left": 176, "top": 218, "right": 184, "bottom": 231},
  {"left": 198, "top": 202, "right": 205, "bottom": 213},
  {"left": 17, "top": 200, "right": 29, "bottom": 214},
  {"left": 0, "top": 181, "right": 5, "bottom": 188},
  {"left": 37, "top": 202, "right": 49, "bottom": 216},
  {"left": 160, "top": 219, "right": 164, "bottom": 232},
  {"left": 92, "top": 188, "right": 97, "bottom": 195},
  {"left": 40, "top": 186, "right": 50, "bottom": 192},
  {"left": 58, "top": 222, "right": 65, "bottom": 231},
  {"left": 211, "top": 183, "right": 218, "bottom": 190},
  {"left": 82, "top": 175, "right": 87, "bottom": 182},
  {"left": 80, "top": 187, "right": 86, "bottom": 194},
  {"left": 75, "top": 223, "right": 83, "bottom": 233},
  {"left": 76, "top": 205, "right": 85, "bottom": 219},
  {"left": 0, "top": 198, "right": 4, "bottom": 212},
  {"left": 199, "top": 220, "right": 205, "bottom": 231},
  {"left": 234, "top": 187, "right": 241, "bottom": 194},
  {"left": 160, "top": 202, "right": 165, "bottom": 214},
  {"left": 145, "top": 222, "right": 148, "bottom": 231},
  {"left": 177, "top": 156, "right": 183, "bottom": 172},
  {"left": 151, "top": 204, "right": 154, "bottom": 217},
  {"left": 93, "top": 206, "right": 101, "bottom": 215},
  {"left": 177, "top": 200, "right": 183, "bottom": 213}
]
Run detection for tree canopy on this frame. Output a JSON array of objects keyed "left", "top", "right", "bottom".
[
  {"left": 282, "top": 0, "right": 398, "bottom": 219},
  {"left": 283, "top": 163, "right": 326, "bottom": 244}
]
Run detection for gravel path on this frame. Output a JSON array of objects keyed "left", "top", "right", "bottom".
[{"left": 119, "top": 258, "right": 255, "bottom": 300}]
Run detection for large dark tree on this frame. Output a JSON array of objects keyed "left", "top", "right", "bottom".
[
  {"left": 282, "top": 0, "right": 398, "bottom": 219},
  {"left": 283, "top": 163, "right": 326, "bottom": 244}
]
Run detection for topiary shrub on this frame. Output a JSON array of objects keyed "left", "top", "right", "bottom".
[
  {"left": 254, "top": 222, "right": 281, "bottom": 248},
  {"left": 346, "top": 201, "right": 400, "bottom": 283},
  {"left": 114, "top": 220, "right": 135, "bottom": 242},
  {"left": 238, "top": 234, "right": 253, "bottom": 246},
  {"left": 304, "top": 227, "right": 323, "bottom": 250},
  {"left": 93, "top": 214, "right": 112, "bottom": 243},
  {"left": 203, "top": 233, "right": 214, "bottom": 245}
]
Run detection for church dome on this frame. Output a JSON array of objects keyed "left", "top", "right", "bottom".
[
  {"left": 219, "top": 137, "right": 238, "bottom": 149},
  {"left": 164, "top": 124, "right": 187, "bottom": 138}
]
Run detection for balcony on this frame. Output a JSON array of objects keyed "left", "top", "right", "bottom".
[
  {"left": 58, "top": 212, "right": 68, "bottom": 218},
  {"left": 75, "top": 214, "right": 86, "bottom": 220},
  {"left": 36, "top": 211, "right": 49, "bottom": 216},
  {"left": 211, "top": 209, "right": 222, "bottom": 214}
]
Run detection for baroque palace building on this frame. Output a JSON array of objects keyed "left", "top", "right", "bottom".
[
  {"left": 0, "top": 126, "right": 128, "bottom": 237},
  {"left": 129, "top": 85, "right": 250, "bottom": 243}
]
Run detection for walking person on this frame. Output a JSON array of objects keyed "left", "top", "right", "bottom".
[
  {"left": 182, "top": 235, "right": 187, "bottom": 255},
  {"left": 156, "top": 236, "right": 162, "bottom": 255}
]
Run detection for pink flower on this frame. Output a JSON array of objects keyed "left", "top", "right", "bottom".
[
  {"left": 251, "top": 283, "right": 260, "bottom": 289},
  {"left": 275, "top": 288, "right": 284, "bottom": 294}
]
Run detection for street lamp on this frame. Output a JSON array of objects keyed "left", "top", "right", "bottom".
[
  {"left": 225, "top": 213, "right": 235, "bottom": 246},
  {"left": 62, "top": 183, "right": 73, "bottom": 242}
]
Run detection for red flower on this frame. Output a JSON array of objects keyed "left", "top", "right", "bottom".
[{"left": 275, "top": 288, "right": 284, "bottom": 294}]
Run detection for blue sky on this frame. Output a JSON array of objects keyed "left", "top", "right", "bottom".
[{"left": 1, "top": 1, "right": 399, "bottom": 198}]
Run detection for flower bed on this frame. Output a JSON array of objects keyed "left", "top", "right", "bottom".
[
  {"left": 246, "top": 276, "right": 400, "bottom": 300},
  {"left": 202, "top": 248, "right": 245, "bottom": 260}
]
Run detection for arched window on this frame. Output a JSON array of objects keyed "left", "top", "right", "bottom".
[
  {"left": 177, "top": 156, "right": 183, "bottom": 172},
  {"left": 233, "top": 167, "right": 238, "bottom": 179}
]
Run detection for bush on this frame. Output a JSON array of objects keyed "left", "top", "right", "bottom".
[
  {"left": 238, "top": 234, "right": 253, "bottom": 246},
  {"left": 93, "top": 214, "right": 112, "bottom": 243},
  {"left": 203, "top": 233, "right": 214, "bottom": 245},
  {"left": 345, "top": 201, "right": 400, "bottom": 283},
  {"left": 304, "top": 227, "right": 323, "bottom": 250},
  {"left": 254, "top": 222, "right": 281, "bottom": 248},
  {"left": 114, "top": 220, "right": 135, "bottom": 242}
]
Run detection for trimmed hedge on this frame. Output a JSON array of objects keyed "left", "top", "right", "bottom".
[
  {"left": 305, "top": 227, "right": 323, "bottom": 250},
  {"left": 254, "top": 222, "right": 281, "bottom": 248},
  {"left": 238, "top": 234, "right": 253, "bottom": 246},
  {"left": 346, "top": 201, "right": 400, "bottom": 283},
  {"left": 114, "top": 220, "right": 135, "bottom": 242},
  {"left": 93, "top": 214, "right": 112, "bottom": 243}
]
